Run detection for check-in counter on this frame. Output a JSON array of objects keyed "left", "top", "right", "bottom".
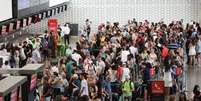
[
  {"left": 18, "top": 64, "right": 44, "bottom": 101},
  {"left": 0, "top": 64, "right": 44, "bottom": 101},
  {"left": 0, "top": 76, "right": 27, "bottom": 101}
]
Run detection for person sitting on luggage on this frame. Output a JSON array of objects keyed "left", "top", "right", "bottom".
[{"left": 121, "top": 75, "right": 134, "bottom": 101}]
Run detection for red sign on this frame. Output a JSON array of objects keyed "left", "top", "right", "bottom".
[
  {"left": 151, "top": 81, "right": 164, "bottom": 94},
  {"left": 48, "top": 19, "right": 58, "bottom": 32},
  {"left": 30, "top": 74, "right": 37, "bottom": 91},
  {"left": 9, "top": 23, "right": 14, "bottom": 32},
  {"left": 0, "top": 97, "right": 4, "bottom": 101},
  {"left": 10, "top": 88, "right": 18, "bottom": 101},
  {"left": 16, "top": 21, "right": 21, "bottom": 30}
]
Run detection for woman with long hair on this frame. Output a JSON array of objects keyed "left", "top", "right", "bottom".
[{"left": 188, "top": 39, "right": 196, "bottom": 65}]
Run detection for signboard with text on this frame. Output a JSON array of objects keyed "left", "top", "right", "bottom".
[
  {"left": 151, "top": 81, "right": 164, "bottom": 94},
  {"left": 48, "top": 19, "right": 58, "bottom": 32}
]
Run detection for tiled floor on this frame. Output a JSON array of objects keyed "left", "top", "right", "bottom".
[{"left": 186, "top": 64, "right": 201, "bottom": 99}]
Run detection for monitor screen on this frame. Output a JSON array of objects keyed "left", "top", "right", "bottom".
[
  {"left": 16, "top": 20, "right": 21, "bottom": 30},
  {"left": 1, "top": 25, "right": 7, "bottom": 36},
  {"left": 9, "top": 23, "right": 14, "bottom": 32},
  {"left": 28, "top": 17, "right": 32, "bottom": 26},
  {"left": 49, "top": 0, "right": 70, "bottom": 7},
  {"left": 18, "top": 0, "right": 30, "bottom": 10},
  {"left": 60, "top": 6, "right": 64, "bottom": 12},
  {"left": 47, "top": 10, "right": 52, "bottom": 17},
  {"left": 23, "top": 19, "right": 27, "bottom": 27},
  {"left": 42, "top": 12, "right": 46, "bottom": 19},
  {"left": 38, "top": 14, "right": 42, "bottom": 20},
  {"left": 0, "top": 0, "right": 13, "bottom": 22}
]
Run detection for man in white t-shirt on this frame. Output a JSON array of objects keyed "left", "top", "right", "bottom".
[
  {"left": 71, "top": 52, "right": 82, "bottom": 65},
  {"left": 121, "top": 63, "right": 131, "bottom": 82},
  {"left": 79, "top": 73, "right": 89, "bottom": 101},
  {"left": 129, "top": 45, "right": 138, "bottom": 58},
  {"left": 62, "top": 23, "right": 70, "bottom": 45},
  {"left": 121, "top": 49, "right": 130, "bottom": 63}
]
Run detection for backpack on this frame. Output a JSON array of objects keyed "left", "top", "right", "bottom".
[{"left": 176, "top": 67, "right": 182, "bottom": 76}]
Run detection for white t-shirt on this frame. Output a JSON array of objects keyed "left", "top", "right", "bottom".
[
  {"left": 72, "top": 53, "right": 82, "bottom": 63},
  {"left": 121, "top": 50, "right": 130, "bottom": 63},
  {"left": 61, "top": 26, "right": 70, "bottom": 36},
  {"left": 129, "top": 46, "right": 138, "bottom": 57},
  {"left": 51, "top": 66, "right": 59, "bottom": 73},
  {"left": 80, "top": 79, "right": 89, "bottom": 96},
  {"left": 32, "top": 49, "right": 41, "bottom": 63},
  {"left": 121, "top": 67, "right": 130, "bottom": 82},
  {"left": 163, "top": 71, "right": 173, "bottom": 87}
]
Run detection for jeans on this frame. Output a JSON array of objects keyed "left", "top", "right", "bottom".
[
  {"left": 121, "top": 94, "right": 132, "bottom": 101},
  {"left": 64, "top": 34, "right": 70, "bottom": 45}
]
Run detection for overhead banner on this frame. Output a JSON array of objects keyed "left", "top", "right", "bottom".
[{"left": 48, "top": 19, "right": 58, "bottom": 32}]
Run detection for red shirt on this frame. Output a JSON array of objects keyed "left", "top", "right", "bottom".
[
  {"left": 162, "top": 46, "right": 168, "bottom": 60},
  {"left": 117, "top": 65, "right": 123, "bottom": 81}
]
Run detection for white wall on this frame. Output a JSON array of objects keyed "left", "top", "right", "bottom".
[{"left": 68, "top": 0, "right": 201, "bottom": 31}]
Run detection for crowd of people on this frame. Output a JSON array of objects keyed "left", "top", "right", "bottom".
[{"left": 0, "top": 18, "right": 201, "bottom": 101}]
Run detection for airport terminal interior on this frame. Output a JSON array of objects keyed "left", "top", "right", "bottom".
[{"left": 0, "top": 0, "right": 201, "bottom": 101}]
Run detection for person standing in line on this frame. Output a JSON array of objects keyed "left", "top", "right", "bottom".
[
  {"left": 42, "top": 77, "right": 52, "bottom": 101},
  {"left": 84, "top": 19, "right": 91, "bottom": 38},
  {"left": 62, "top": 23, "right": 70, "bottom": 46},
  {"left": 121, "top": 75, "right": 134, "bottom": 101},
  {"left": 79, "top": 73, "right": 89, "bottom": 101}
]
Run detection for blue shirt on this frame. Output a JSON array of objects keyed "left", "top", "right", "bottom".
[
  {"left": 192, "top": 31, "right": 197, "bottom": 37},
  {"left": 104, "top": 80, "right": 112, "bottom": 94}
]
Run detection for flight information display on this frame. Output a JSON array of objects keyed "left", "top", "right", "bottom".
[
  {"left": 18, "top": 0, "right": 30, "bottom": 10},
  {"left": 49, "top": 0, "right": 70, "bottom": 7},
  {"left": 0, "top": 0, "right": 13, "bottom": 22}
]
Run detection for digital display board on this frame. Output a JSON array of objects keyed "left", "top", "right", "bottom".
[
  {"left": 18, "top": 0, "right": 30, "bottom": 10},
  {"left": 49, "top": 0, "right": 70, "bottom": 7},
  {"left": 0, "top": 0, "right": 13, "bottom": 21}
]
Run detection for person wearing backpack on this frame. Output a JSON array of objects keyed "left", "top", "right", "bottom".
[{"left": 121, "top": 75, "right": 134, "bottom": 101}]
